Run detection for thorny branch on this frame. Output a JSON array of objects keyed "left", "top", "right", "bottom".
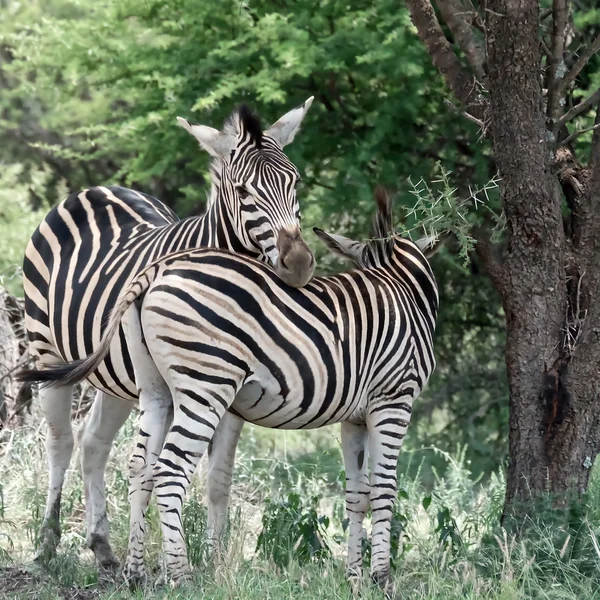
[{"left": 443, "top": 98, "right": 486, "bottom": 133}]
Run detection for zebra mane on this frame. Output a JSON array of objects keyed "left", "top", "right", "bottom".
[
  {"left": 368, "top": 186, "right": 394, "bottom": 262},
  {"left": 372, "top": 186, "right": 393, "bottom": 239},
  {"left": 225, "top": 104, "right": 263, "bottom": 148}
]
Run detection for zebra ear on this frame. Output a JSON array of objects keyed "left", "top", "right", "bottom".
[
  {"left": 313, "top": 228, "right": 365, "bottom": 264},
  {"left": 177, "top": 117, "right": 236, "bottom": 159},
  {"left": 265, "top": 96, "right": 314, "bottom": 148}
]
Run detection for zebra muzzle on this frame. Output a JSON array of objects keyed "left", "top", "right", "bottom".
[{"left": 275, "top": 228, "right": 315, "bottom": 288}]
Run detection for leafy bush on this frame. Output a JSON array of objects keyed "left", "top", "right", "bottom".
[
  {"left": 256, "top": 492, "right": 331, "bottom": 568},
  {"left": 0, "top": 164, "right": 56, "bottom": 296}
]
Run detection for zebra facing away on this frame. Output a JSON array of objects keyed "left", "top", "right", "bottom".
[
  {"left": 23, "top": 188, "right": 439, "bottom": 591},
  {"left": 20, "top": 97, "right": 315, "bottom": 569}
]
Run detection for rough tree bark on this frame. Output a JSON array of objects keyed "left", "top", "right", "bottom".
[{"left": 406, "top": 0, "right": 600, "bottom": 516}]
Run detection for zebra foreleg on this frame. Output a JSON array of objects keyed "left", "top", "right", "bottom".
[
  {"left": 80, "top": 391, "right": 133, "bottom": 571},
  {"left": 36, "top": 384, "right": 75, "bottom": 563},
  {"left": 367, "top": 401, "right": 413, "bottom": 596},
  {"left": 206, "top": 411, "right": 244, "bottom": 559},
  {"left": 341, "top": 421, "right": 369, "bottom": 589}
]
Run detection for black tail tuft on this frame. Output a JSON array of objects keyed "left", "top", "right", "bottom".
[{"left": 15, "top": 360, "right": 85, "bottom": 386}]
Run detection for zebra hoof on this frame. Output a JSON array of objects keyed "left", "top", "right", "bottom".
[
  {"left": 346, "top": 573, "right": 363, "bottom": 597},
  {"left": 98, "top": 557, "right": 120, "bottom": 584},
  {"left": 371, "top": 570, "right": 395, "bottom": 599},
  {"left": 122, "top": 563, "right": 146, "bottom": 590},
  {"left": 90, "top": 534, "right": 119, "bottom": 573},
  {"left": 165, "top": 566, "right": 192, "bottom": 589},
  {"left": 34, "top": 525, "right": 61, "bottom": 565}
]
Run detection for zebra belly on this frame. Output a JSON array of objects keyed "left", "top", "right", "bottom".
[{"left": 231, "top": 377, "right": 357, "bottom": 430}]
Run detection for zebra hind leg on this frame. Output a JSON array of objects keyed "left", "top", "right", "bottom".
[
  {"left": 153, "top": 385, "right": 236, "bottom": 585},
  {"left": 123, "top": 390, "right": 172, "bottom": 587},
  {"left": 80, "top": 391, "right": 133, "bottom": 572},
  {"left": 367, "top": 398, "right": 414, "bottom": 597},
  {"left": 117, "top": 303, "right": 173, "bottom": 587},
  {"left": 341, "top": 421, "right": 369, "bottom": 592},
  {"left": 206, "top": 412, "right": 244, "bottom": 560},
  {"left": 36, "top": 384, "right": 75, "bottom": 563}
]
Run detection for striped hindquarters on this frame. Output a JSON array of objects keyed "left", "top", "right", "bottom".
[{"left": 23, "top": 185, "right": 181, "bottom": 399}]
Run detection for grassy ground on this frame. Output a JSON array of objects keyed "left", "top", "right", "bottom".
[{"left": 1, "top": 407, "right": 600, "bottom": 599}]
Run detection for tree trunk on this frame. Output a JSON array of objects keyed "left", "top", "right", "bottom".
[
  {"left": 486, "top": 0, "right": 600, "bottom": 515},
  {"left": 407, "top": 0, "right": 600, "bottom": 517}
]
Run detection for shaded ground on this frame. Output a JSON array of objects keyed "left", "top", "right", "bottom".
[{"left": 0, "top": 565, "right": 100, "bottom": 600}]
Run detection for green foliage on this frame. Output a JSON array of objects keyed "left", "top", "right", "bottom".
[
  {"left": 182, "top": 495, "right": 208, "bottom": 568},
  {"left": 257, "top": 492, "right": 331, "bottom": 568},
  {"left": 0, "top": 164, "right": 54, "bottom": 295},
  {"left": 401, "top": 164, "right": 502, "bottom": 264},
  {"left": 2, "top": 0, "right": 492, "bottom": 216}
]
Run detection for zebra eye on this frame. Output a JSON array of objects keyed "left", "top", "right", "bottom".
[{"left": 236, "top": 185, "right": 252, "bottom": 200}]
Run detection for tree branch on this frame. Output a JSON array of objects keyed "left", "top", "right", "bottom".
[
  {"left": 546, "top": 0, "right": 569, "bottom": 122},
  {"left": 435, "top": 0, "right": 487, "bottom": 84},
  {"left": 406, "top": 0, "right": 486, "bottom": 120},
  {"left": 556, "top": 122, "right": 600, "bottom": 148},
  {"left": 559, "top": 37, "right": 600, "bottom": 96},
  {"left": 557, "top": 87, "right": 600, "bottom": 127},
  {"left": 443, "top": 98, "right": 485, "bottom": 131}
]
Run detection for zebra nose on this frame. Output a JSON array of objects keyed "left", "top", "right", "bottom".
[{"left": 275, "top": 228, "right": 315, "bottom": 288}]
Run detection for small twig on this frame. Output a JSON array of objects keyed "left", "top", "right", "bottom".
[
  {"left": 558, "top": 87, "right": 600, "bottom": 127},
  {"left": 443, "top": 98, "right": 485, "bottom": 130},
  {"left": 560, "top": 37, "right": 600, "bottom": 95},
  {"left": 541, "top": 38, "right": 552, "bottom": 60},
  {"left": 0, "top": 352, "right": 30, "bottom": 385},
  {"left": 556, "top": 122, "right": 600, "bottom": 148}
]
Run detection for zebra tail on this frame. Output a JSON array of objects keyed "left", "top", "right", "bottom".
[{"left": 16, "top": 264, "right": 159, "bottom": 388}]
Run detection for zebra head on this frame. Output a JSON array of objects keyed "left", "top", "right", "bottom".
[{"left": 177, "top": 99, "right": 316, "bottom": 288}]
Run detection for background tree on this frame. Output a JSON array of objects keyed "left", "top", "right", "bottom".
[
  {"left": 0, "top": 0, "right": 508, "bottom": 478},
  {"left": 406, "top": 0, "right": 600, "bottom": 516}
]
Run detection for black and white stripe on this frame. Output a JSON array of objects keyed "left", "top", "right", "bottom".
[
  {"left": 20, "top": 98, "right": 315, "bottom": 568},
  {"left": 25, "top": 188, "right": 439, "bottom": 589}
]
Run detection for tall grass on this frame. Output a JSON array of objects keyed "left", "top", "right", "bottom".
[{"left": 0, "top": 409, "right": 599, "bottom": 599}]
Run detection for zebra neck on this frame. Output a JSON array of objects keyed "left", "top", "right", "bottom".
[
  {"left": 185, "top": 179, "right": 258, "bottom": 257},
  {"left": 367, "top": 263, "right": 439, "bottom": 330}
]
